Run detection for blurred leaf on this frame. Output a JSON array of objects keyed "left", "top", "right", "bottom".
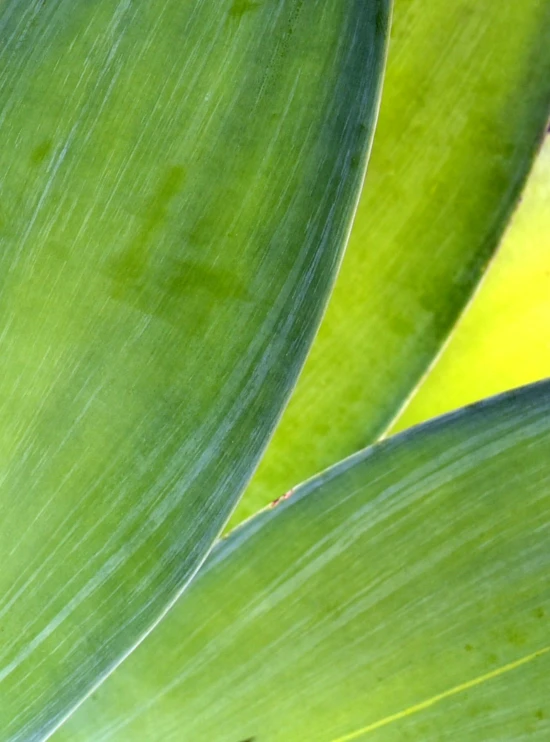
[
  {"left": 0, "top": 1, "right": 389, "bottom": 737},
  {"left": 391, "top": 136, "right": 550, "bottom": 435},
  {"left": 230, "top": 0, "right": 550, "bottom": 528},
  {"left": 60, "top": 380, "right": 550, "bottom": 741}
]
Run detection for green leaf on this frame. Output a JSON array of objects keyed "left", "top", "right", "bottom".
[
  {"left": 230, "top": 0, "right": 550, "bottom": 528},
  {"left": 391, "top": 137, "right": 550, "bottom": 435},
  {"left": 0, "top": 1, "right": 389, "bottom": 737},
  {"left": 59, "top": 380, "right": 550, "bottom": 741}
]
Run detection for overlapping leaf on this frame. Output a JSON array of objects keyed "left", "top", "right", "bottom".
[
  {"left": 230, "top": 0, "right": 550, "bottom": 528},
  {"left": 60, "top": 380, "right": 550, "bottom": 741},
  {"left": 0, "top": 1, "right": 389, "bottom": 737},
  {"left": 392, "top": 137, "right": 550, "bottom": 434}
]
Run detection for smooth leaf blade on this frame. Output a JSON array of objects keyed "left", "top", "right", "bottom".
[
  {"left": 60, "top": 380, "right": 550, "bottom": 741},
  {"left": 0, "top": 1, "right": 389, "bottom": 737},
  {"left": 230, "top": 0, "right": 550, "bottom": 528},
  {"left": 390, "top": 136, "right": 550, "bottom": 435},
  {"left": 353, "top": 650, "right": 550, "bottom": 740}
]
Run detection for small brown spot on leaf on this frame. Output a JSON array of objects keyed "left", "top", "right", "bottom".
[{"left": 269, "top": 488, "right": 295, "bottom": 508}]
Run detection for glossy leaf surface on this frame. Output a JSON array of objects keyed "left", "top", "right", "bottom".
[
  {"left": 230, "top": 0, "right": 550, "bottom": 528},
  {"left": 0, "top": 1, "right": 389, "bottom": 737},
  {"left": 61, "top": 380, "right": 550, "bottom": 741},
  {"left": 392, "top": 136, "right": 550, "bottom": 434}
]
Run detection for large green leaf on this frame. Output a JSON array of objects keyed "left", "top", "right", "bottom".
[
  {"left": 391, "top": 137, "right": 550, "bottom": 435},
  {"left": 0, "top": 1, "right": 389, "bottom": 737},
  {"left": 230, "top": 0, "right": 550, "bottom": 528},
  {"left": 60, "top": 379, "right": 550, "bottom": 741}
]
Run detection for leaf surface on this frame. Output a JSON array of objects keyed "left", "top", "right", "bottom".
[
  {"left": 231, "top": 0, "right": 550, "bottom": 528},
  {"left": 391, "top": 136, "right": 550, "bottom": 435},
  {"left": 0, "top": 1, "right": 389, "bottom": 737},
  {"left": 60, "top": 380, "right": 550, "bottom": 741}
]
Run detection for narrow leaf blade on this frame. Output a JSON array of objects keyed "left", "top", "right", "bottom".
[
  {"left": 391, "top": 137, "right": 550, "bottom": 434},
  {"left": 231, "top": 0, "right": 550, "bottom": 528}
]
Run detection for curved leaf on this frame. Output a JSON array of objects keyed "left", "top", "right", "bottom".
[
  {"left": 391, "top": 136, "right": 550, "bottom": 435},
  {"left": 60, "top": 380, "right": 550, "bottom": 741},
  {"left": 230, "top": 0, "right": 550, "bottom": 528},
  {"left": 0, "top": 1, "right": 389, "bottom": 737}
]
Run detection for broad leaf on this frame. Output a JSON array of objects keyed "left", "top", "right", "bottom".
[
  {"left": 391, "top": 137, "right": 550, "bottom": 434},
  {"left": 230, "top": 0, "right": 550, "bottom": 528},
  {"left": 60, "top": 380, "right": 550, "bottom": 741},
  {"left": 0, "top": 1, "right": 389, "bottom": 737}
]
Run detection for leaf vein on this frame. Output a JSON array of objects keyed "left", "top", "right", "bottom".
[{"left": 330, "top": 644, "right": 550, "bottom": 742}]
